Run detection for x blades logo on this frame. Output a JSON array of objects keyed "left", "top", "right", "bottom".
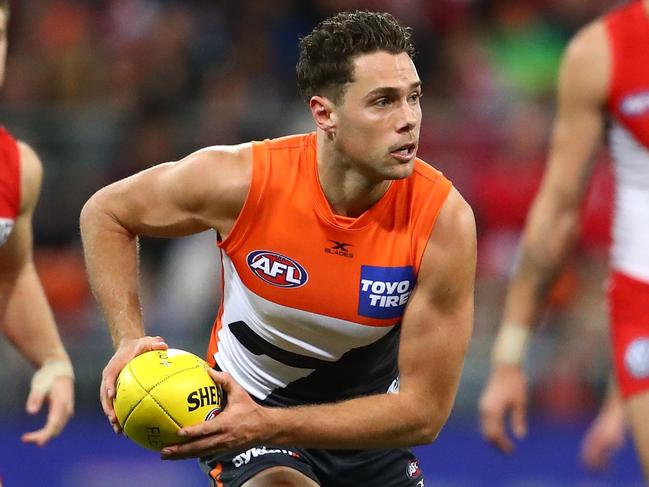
[{"left": 324, "top": 240, "right": 354, "bottom": 258}]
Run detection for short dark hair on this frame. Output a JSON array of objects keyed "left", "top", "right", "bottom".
[{"left": 296, "top": 11, "right": 415, "bottom": 104}]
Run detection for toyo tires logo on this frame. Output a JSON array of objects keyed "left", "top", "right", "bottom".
[{"left": 246, "top": 250, "right": 308, "bottom": 288}]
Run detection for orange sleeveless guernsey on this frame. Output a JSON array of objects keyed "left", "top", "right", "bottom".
[{"left": 207, "top": 132, "right": 452, "bottom": 406}]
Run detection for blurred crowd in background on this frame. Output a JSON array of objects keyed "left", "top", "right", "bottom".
[{"left": 0, "top": 0, "right": 620, "bottom": 424}]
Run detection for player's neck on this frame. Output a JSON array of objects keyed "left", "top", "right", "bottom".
[{"left": 316, "top": 132, "right": 391, "bottom": 218}]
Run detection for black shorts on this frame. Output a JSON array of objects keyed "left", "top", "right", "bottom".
[{"left": 200, "top": 445, "right": 425, "bottom": 487}]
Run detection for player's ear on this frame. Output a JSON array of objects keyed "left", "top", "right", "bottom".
[{"left": 310, "top": 95, "right": 337, "bottom": 135}]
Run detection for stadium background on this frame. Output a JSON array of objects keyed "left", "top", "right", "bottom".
[{"left": 0, "top": 0, "right": 643, "bottom": 485}]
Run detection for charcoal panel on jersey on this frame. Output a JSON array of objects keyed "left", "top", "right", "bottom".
[
  {"left": 229, "top": 320, "right": 333, "bottom": 369},
  {"left": 229, "top": 323, "right": 401, "bottom": 407}
]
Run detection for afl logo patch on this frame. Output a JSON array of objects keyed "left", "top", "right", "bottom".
[
  {"left": 625, "top": 338, "right": 649, "bottom": 379},
  {"left": 406, "top": 459, "right": 422, "bottom": 479},
  {"left": 204, "top": 408, "right": 221, "bottom": 421},
  {"left": 0, "top": 217, "right": 14, "bottom": 246},
  {"left": 247, "top": 250, "right": 308, "bottom": 288}
]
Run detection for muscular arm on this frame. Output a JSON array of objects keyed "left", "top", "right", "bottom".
[
  {"left": 0, "top": 142, "right": 69, "bottom": 366},
  {"left": 166, "top": 188, "right": 476, "bottom": 454},
  {"left": 80, "top": 144, "right": 251, "bottom": 425},
  {"left": 0, "top": 141, "right": 74, "bottom": 445},
  {"left": 502, "top": 21, "right": 609, "bottom": 329},
  {"left": 480, "top": 21, "right": 610, "bottom": 452},
  {"left": 80, "top": 144, "right": 251, "bottom": 347}
]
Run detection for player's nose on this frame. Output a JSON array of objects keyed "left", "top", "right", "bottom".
[{"left": 396, "top": 101, "right": 418, "bottom": 133}]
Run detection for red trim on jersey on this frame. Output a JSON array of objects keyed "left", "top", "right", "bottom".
[{"left": 0, "top": 127, "right": 20, "bottom": 219}]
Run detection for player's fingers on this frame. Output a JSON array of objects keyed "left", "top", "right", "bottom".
[
  {"left": 138, "top": 336, "right": 168, "bottom": 354},
  {"left": 207, "top": 370, "right": 233, "bottom": 390},
  {"left": 100, "top": 374, "right": 113, "bottom": 416},
  {"left": 21, "top": 429, "right": 49, "bottom": 446},
  {"left": 161, "top": 433, "right": 223, "bottom": 460},
  {"left": 581, "top": 446, "right": 606, "bottom": 470},
  {"left": 20, "top": 403, "right": 66, "bottom": 447},
  {"left": 581, "top": 437, "right": 609, "bottom": 471},
  {"left": 21, "top": 422, "right": 59, "bottom": 447},
  {"left": 100, "top": 373, "right": 121, "bottom": 432},
  {"left": 479, "top": 406, "right": 513, "bottom": 453},
  {"left": 511, "top": 402, "right": 528, "bottom": 439},
  {"left": 25, "top": 390, "right": 45, "bottom": 415}
]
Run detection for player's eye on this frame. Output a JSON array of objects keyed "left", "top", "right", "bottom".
[
  {"left": 374, "top": 98, "right": 390, "bottom": 107},
  {"left": 408, "top": 92, "right": 422, "bottom": 103}
]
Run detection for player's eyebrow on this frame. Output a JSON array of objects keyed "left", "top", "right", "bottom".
[{"left": 364, "top": 81, "right": 422, "bottom": 100}]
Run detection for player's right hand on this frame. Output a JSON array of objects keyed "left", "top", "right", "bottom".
[
  {"left": 478, "top": 364, "right": 528, "bottom": 453},
  {"left": 100, "top": 335, "right": 167, "bottom": 433}
]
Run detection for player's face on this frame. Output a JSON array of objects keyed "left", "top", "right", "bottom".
[
  {"left": 333, "top": 51, "right": 422, "bottom": 181},
  {"left": 0, "top": 9, "right": 7, "bottom": 88}
]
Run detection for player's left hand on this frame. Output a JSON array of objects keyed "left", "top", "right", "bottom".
[
  {"left": 160, "top": 369, "right": 271, "bottom": 460},
  {"left": 21, "top": 374, "right": 74, "bottom": 446},
  {"left": 479, "top": 364, "right": 528, "bottom": 453}
]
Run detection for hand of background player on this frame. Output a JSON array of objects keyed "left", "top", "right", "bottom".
[
  {"left": 100, "top": 335, "right": 168, "bottom": 433},
  {"left": 160, "top": 369, "right": 270, "bottom": 460},
  {"left": 579, "top": 396, "right": 626, "bottom": 471},
  {"left": 22, "top": 375, "right": 74, "bottom": 446},
  {"left": 479, "top": 364, "right": 528, "bottom": 453}
]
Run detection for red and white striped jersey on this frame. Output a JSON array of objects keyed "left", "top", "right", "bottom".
[{"left": 605, "top": 1, "right": 649, "bottom": 282}]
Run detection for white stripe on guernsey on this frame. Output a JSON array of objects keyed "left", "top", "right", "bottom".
[
  {"left": 213, "top": 253, "right": 394, "bottom": 400},
  {"left": 219, "top": 253, "right": 392, "bottom": 359},
  {"left": 216, "top": 330, "right": 314, "bottom": 399},
  {"left": 609, "top": 122, "right": 649, "bottom": 283}
]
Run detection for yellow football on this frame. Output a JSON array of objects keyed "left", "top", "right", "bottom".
[{"left": 113, "top": 348, "right": 224, "bottom": 451}]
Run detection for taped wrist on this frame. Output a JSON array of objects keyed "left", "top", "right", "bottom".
[
  {"left": 491, "top": 323, "right": 531, "bottom": 366},
  {"left": 31, "top": 358, "right": 75, "bottom": 394}
]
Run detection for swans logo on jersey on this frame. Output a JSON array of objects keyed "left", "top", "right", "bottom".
[
  {"left": 625, "top": 337, "right": 649, "bottom": 379},
  {"left": 358, "top": 265, "right": 414, "bottom": 319},
  {"left": 406, "top": 459, "right": 422, "bottom": 479},
  {"left": 0, "top": 217, "right": 14, "bottom": 246},
  {"left": 247, "top": 250, "right": 308, "bottom": 288},
  {"left": 621, "top": 91, "right": 649, "bottom": 116}
]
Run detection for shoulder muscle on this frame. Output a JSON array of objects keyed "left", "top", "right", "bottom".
[{"left": 418, "top": 188, "right": 476, "bottom": 310}]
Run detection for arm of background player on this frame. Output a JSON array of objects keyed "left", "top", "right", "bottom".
[
  {"left": 162, "top": 188, "right": 475, "bottom": 457},
  {"left": 0, "top": 142, "right": 74, "bottom": 445},
  {"left": 79, "top": 144, "right": 251, "bottom": 428},
  {"left": 479, "top": 20, "right": 610, "bottom": 453}
]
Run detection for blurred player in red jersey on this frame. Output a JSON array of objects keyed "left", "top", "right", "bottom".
[
  {"left": 480, "top": 0, "right": 649, "bottom": 478},
  {"left": 0, "top": 0, "right": 74, "bottom": 446}
]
